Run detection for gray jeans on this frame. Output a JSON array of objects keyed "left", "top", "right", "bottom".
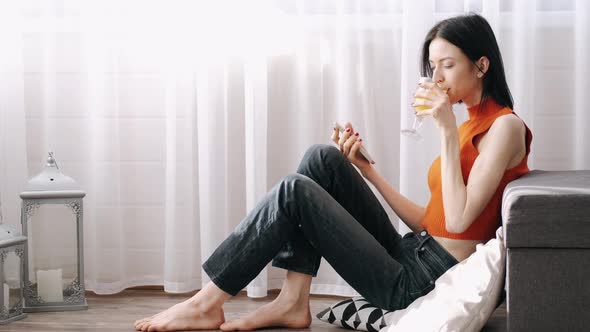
[{"left": 202, "top": 144, "right": 458, "bottom": 311}]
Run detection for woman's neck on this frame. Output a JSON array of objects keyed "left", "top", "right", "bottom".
[{"left": 462, "top": 89, "right": 483, "bottom": 108}]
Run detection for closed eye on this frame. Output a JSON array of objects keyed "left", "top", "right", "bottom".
[{"left": 431, "top": 65, "right": 454, "bottom": 70}]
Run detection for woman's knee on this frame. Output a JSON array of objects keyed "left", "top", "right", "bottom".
[
  {"left": 298, "top": 144, "right": 344, "bottom": 173},
  {"left": 278, "top": 173, "right": 321, "bottom": 200},
  {"left": 280, "top": 173, "right": 312, "bottom": 189}
]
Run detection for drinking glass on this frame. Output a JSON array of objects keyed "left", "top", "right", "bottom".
[{"left": 401, "top": 77, "right": 432, "bottom": 140}]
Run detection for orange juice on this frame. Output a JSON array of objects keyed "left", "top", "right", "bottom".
[
  {"left": 414, "top": 77, "right": 432, "bottom": 113},
  {"left": 413, "top": 98, "right": 431, "bottom": 113}
]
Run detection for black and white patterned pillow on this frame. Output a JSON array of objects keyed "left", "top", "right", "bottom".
[{"left": 316, "top": 297, "right": 396, "bottom": 332}]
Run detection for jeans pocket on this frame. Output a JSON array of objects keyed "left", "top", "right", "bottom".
[
  {"left": 408, "top": 248, "right": 436, "bottom": 297},
  {"left": 421, "top": 244, "right": 457, "bottom": 279}
]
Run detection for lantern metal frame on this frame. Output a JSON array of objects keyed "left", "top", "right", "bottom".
[{"left": 0, "top": 235, "right": 27, "bottom": 324}]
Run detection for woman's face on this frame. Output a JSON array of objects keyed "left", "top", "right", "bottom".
[{"left": 428, "top": 37, "right": 483, "bottom": 107}]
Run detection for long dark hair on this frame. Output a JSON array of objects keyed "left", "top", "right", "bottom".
[{"left": 421, "top": 13, "right": 513, "bottom": 110}]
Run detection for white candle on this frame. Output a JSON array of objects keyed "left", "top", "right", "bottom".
[
  {"left": 37, "top": 269, "right": 64, "bottom": 302},
  {"left": 2, "top": 283, "right": 8, "bottom": 309}
]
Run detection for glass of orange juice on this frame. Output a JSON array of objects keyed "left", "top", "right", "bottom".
[{"left": 401, "top": 77, "right": 432, "bottom": 140}]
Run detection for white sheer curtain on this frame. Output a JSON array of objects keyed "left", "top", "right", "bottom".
[{"left": 0, "top": 0, "right": 588, "bottom": 297}]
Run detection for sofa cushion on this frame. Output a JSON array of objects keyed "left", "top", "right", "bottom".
[
  {"left": 502, "top": 170, "right": 590, "bottom": 248},
  {"left": 507, "top": 248, "right": 590, "bottom": 331}
]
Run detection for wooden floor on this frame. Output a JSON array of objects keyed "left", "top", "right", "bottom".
[{"left": 2, "top": 289, "right": 506, "bottom": 331}]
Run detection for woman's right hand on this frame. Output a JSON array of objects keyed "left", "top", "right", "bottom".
[{"left": 331, "top": 122, "right": 373, "bottom": 176}]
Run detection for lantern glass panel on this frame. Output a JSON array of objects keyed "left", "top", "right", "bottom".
[
  {"left": 2, "top": 251, "right": 22, "bottom": 313},
  {"left": 26, "top": 204, "right": 78, "bottom": 303}
]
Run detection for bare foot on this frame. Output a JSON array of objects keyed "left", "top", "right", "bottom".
[
  {"left": 134, "top": 298, "right": 225, "bottom": 331},
  {"left": 220, "top": 297, "right": 311, "bottom": 331}
]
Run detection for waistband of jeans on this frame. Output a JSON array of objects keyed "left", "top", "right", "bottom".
[{"left": 406, "top": 229, "right": 432, "bottom": 247}]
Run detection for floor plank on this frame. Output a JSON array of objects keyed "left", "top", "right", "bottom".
[{"left": 2, "top": 290, "right": 506, "bottom": 331}]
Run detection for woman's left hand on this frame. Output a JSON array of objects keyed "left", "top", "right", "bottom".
[{"left": 413, "top": 82, "right": 457, "bottom": 135}]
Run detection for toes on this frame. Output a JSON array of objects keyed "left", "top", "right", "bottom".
[
  {"left": 141, "top": 322, "right": 153, "bottom": 332},
  {"left": 220, "top": 319, "right": 249, "bottom": 331},
  {"left": 147, "top": 322, "right": 164, "bottom": 332},
  {"left": 135, "top": 315, "right": 156, "bottom": 329},
  {"left": 135, "top": 318, "right": 148, "bottom": 328},
  {"left": 135, "top": 321, "right": 146, "bottom": 331},
  {"left": 219, "top": 321, "right": 234, "bottom": 331}
]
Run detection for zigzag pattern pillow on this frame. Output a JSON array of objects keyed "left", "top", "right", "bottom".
[{"left": 316, "top": 297, "right": 395, "bottom": 332}]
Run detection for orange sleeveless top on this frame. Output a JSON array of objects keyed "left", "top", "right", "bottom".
[{"left": 422, "top": 98, "right": 533, "bottom": 240}]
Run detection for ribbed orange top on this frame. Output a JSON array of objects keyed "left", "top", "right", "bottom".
[{"left": 422, "top": 98, "right": 533, "bottom": 240}]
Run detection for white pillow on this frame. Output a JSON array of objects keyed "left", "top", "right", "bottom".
[{"left": 380, "top": 226, "right": 506, "bottom": 332}]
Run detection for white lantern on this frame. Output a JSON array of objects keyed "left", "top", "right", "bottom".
[
  {"left": 0, "top": 224, "right": 27, "bottom": 324},
  {"left": 20, "top": 152, "right": 87, "bottom": 312}
]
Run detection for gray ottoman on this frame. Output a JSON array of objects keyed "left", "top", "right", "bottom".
[{"left": 502, "top": 170, "right": 590, "bottom": 332}]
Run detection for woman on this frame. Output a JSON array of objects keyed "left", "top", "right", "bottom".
[{"left": 134, "top": 13, "right": 532, "bottom": 332}]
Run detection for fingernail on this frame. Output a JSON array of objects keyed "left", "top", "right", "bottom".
[
  {"left": 359, "top": 139, "right": 363, "bottom": 142},
  {"left": 355, "top": 132, "right": 359, "bottom": 136},
  {"left": 346, "top": 128, "right": 351, "bottom": 132}
]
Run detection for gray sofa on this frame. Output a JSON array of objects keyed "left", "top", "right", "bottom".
[{"left": 501, "top": 170, "right": 590, "bottom": 331}]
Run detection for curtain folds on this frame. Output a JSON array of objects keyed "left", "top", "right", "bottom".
[{"left": 0, "top": 0, "right": 588, "bottom": 297}]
